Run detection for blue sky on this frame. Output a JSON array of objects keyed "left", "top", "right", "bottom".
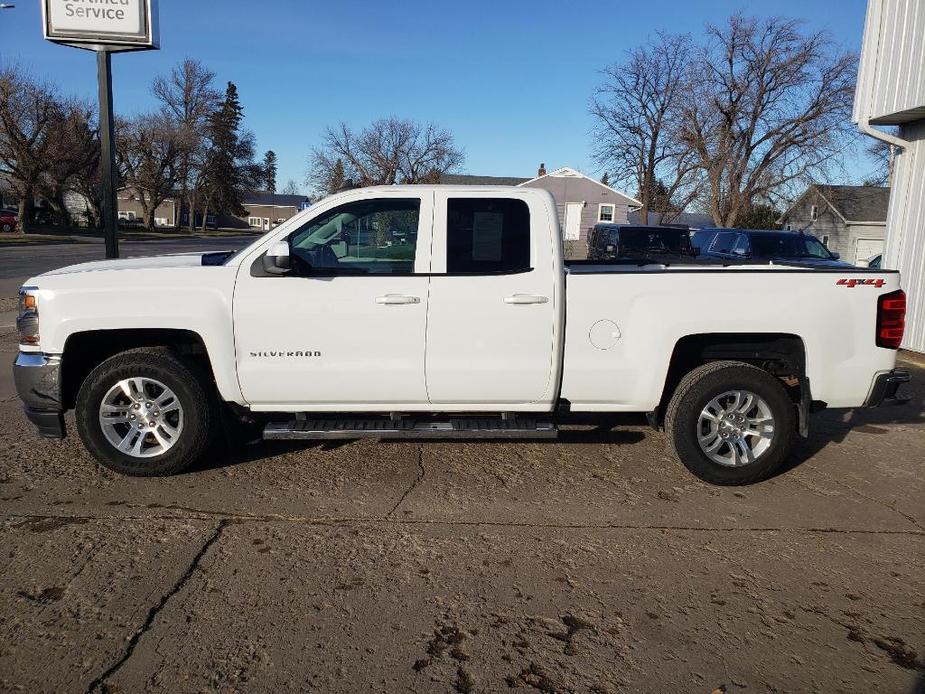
[{"left": 1, "top": 0, "right": 876, "bottom": 195}]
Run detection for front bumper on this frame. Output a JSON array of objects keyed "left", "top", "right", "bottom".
[
  {"left": 12, "top": 352, "right": 66, "bottom": 438},
  {"left": 864, "top": 369, "right": 911, "bottom": 407}
]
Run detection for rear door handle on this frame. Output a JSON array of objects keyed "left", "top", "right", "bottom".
[
  {"left": 375, "top": 294, "right": 421, "bottom": 305},
  {"left": 503, "top": 294, "right": 549, "bottom": 305}
]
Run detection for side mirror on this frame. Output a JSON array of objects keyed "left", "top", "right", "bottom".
[
  {"left": 831, "top": 252, "right": 840, "bottom": 260},
  {"left": 732, "top": 247, "right": 747, "bottom": 257},
  {"left": 262, "top": 240, "right": 291, "bottom": 274}
]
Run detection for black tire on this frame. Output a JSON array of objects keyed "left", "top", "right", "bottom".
[
  {"left": 664, "top": 360, "right": 795, "bottom": 485},
  {"left": 75, "top": 348, "right": 216, "bottom": 476}
]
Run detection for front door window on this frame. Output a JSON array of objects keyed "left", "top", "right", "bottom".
[{"left": 289, "top": 198, "right": 420, "bottom": 275}]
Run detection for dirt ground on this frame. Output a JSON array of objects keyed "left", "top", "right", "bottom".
[{"left": 0, "top": 335, "right": 923, "bottom": 692}]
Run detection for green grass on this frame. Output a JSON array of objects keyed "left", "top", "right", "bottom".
[
  {"left": 0, "top": 234, "right": 85, "bottom": 246},
  {"left": 356, "top": 243, "right": 415, "bottom": 260},
  {"left": 0, "top": 227, "right": 263, "bottom": 246}
]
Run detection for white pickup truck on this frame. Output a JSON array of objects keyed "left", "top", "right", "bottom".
[{"left": 13, "top": 185, "right": 910, "bottom": 484}]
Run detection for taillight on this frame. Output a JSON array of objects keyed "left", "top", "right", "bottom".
[{"left": 876, "top": 290, "right": 906, "bottom": 349}]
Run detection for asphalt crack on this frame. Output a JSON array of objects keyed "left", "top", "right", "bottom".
[
  {"left": 84, "top": 519, "right": 228, "bottom": 693},
  {"left": 387, "top": 444, "right": 426, "bottom": 518},
  {"left": 4, "top": 512, "right": 923, "bottom": 536},
  {"left": 822, "top": 474, "right": 925, "bottom": 533}
]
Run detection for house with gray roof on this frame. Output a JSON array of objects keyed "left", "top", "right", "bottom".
[
  {"left": 628, "top": 210, "right": 716, "bottom": 229},
  {"left": 778, "top": 184, "right": 890, "bottom": 265},
  {"left": 438, "top": 174, "right": 530, "bottom": 187}
]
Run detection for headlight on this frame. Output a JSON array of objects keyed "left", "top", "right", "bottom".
[{"left": 17, "top": 288, "right": 39, "bottom": 346}]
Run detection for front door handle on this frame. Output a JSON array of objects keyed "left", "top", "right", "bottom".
[
  {"left": 503, "top": 294, "right": 549, "bottom": 305},
  {"left": 375, "top": 294, "right": 421, "bottom": 305}
]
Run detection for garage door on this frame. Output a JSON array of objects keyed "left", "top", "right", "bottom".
[{"left": 855, "top": 238, "right": 883, "bottom": 266}]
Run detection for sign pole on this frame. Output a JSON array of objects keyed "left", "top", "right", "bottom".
[
  {"left": 43, "top": 0, "right": 159, "bottom": 260},
  {"left": 97, "top": 48, "right": 119, "bottom": 259}
]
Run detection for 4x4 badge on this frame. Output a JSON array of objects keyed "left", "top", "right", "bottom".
[{"left": 837, "top": 278, "right": 884, "bottom": 288}]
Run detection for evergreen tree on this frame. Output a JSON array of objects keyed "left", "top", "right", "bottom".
[
  {"left": 738, "top": 203, "right": 782, "bottom": 230},
  {"left": 200, "top": 82, "right": 259, "bottom": 224},
  {"left": 600, "top": 172, "right": 610, "bottom": 186},
  {"left": 263, "top": 150, "right": 277, "bottom": 193}
]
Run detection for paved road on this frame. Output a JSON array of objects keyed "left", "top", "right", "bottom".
[
  {"left": 0, "top": 237, "right": 256, "bottom": 297},
  {"left": 0, "top": 307, "right": 922, "bottom": 692}
]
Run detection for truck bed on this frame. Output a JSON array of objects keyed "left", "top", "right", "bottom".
[{"left": 561, "top": 264, "right": 900, "bottom": 411}]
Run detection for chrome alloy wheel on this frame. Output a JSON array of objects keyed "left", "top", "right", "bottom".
[
  {"left": 697, "top": 390, "right": 775, "bottom": 467},
  {"left": 98, "top": 377, "right": 184, "bottom": 458}
]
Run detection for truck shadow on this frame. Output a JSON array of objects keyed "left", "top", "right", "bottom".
[
  {"left": 190, "top": 417, "right": 648, "bottom": 473},
  {"left": 776, "top": 360, "right": 925, "bottom": 477},
  {"left": 192, "top": 360, "right": 923, "bottom": 479}
]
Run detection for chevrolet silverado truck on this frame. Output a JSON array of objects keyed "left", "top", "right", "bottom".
[{"left": 12, "top": 186, "right": 910, "bottom": 484}]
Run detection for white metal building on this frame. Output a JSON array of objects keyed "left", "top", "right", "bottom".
[{"left": 854, "top": 0, "right": 925, "bottom": 352}]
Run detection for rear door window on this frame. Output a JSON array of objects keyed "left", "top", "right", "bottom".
[
  {"left": 446, "top": 198, "right": 531, "bottom": 274},
  {"left": 710, "top": 232, "right": 738, "bottom": 254}
]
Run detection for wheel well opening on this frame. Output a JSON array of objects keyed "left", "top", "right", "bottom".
[
  {"left": 657, "top": 333, "right": 807, "bottom": 422},
  {"left": 60, "top": 329, "right": 213, "bottom": 410}
]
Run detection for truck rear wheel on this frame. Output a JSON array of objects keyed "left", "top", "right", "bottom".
[
  {"left": 664, "top": 361, "right": 795, "bottom": 485},
  {"left": 75, "top": 348, "right": 216, "bottom": 476}
]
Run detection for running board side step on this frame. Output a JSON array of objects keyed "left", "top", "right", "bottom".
[{"left": 263, "top": 417, "right": 558, "bottom": 440}]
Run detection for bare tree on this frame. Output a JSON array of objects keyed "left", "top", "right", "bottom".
[
  {"left": 153, "top": 60, "right": 221, "bottom": 230},
  {"left": 117, "top": 114, "right": 184, "bottom": 229},
  {"left": 681, "top": 15, "right": 858, "bottom": 226},
  {"left": 280, "top": 179, "right": 301, "bottom": 196},
  {"left": 0, "top": 67, "right": 63, "bottom": 232},
  {"left": 590, "top": 33, "right": 701, "bottom": 224},
  {"left": 309, "top": 117, "right": 464, "bottom": 191},
  {"left": 41, "top": 101, "right": 99, "bottom": 227},
  {"left": 862, "top": 131, "right": 897, "bottom": 186}
]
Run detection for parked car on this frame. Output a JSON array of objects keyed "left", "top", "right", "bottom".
[
  {"left": 587, "top": 224, "right": 695, "bottom": 262},
  {"left": 693, "top": 228, "right": 853, "bottom": 267},
  {"left": 0, "top": 211, "right": 18, "bottom": 233},
  {"left": 12, "top": 186, "right": 908, "bottom": 486}
]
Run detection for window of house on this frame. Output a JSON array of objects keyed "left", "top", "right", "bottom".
[
  {"left": 599, "top": 204, "right": 615, "bottom": 222},
  {"left": 248, "top": 217, "right": 262, "bottom": 228},
  {"left": 118, "top": 211, "right": 135, "bottom": 221},
  {"left": 446, "top": 198, "right": 531, "bottom": 274},
  {"left": 810, "top": 205, "right": 818, "bottom": 221},
  {"left": 288, "top": 198, "right": 420, "bottom": 275},
  {"left": 275, "top": 218, "right": 286, "bottom": 225},
  {"left": 154, "top": 217, "right": 168, "bottom": 227}
]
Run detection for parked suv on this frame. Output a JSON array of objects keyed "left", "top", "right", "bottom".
[
  {"left": 587, "top": 224, "right": 695, "bottom": 262},
  {"left": 693, "top": 229, "right": 852, "bottom": 267}
]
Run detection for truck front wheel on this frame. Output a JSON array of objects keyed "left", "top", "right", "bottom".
[
  {"left": 664, "top": 361, "right": 795, "bottom": 485},
  {"left": 75, "top": 348, "right": 216, "bottom": 476}
]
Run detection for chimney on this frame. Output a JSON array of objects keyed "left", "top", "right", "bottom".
[{"left": 538, "top": 163, "right": 547, "bottom": 177}]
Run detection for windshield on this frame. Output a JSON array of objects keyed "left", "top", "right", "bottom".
[{"left": 749, "top": 234, "right": 834, "bottom": 259}]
